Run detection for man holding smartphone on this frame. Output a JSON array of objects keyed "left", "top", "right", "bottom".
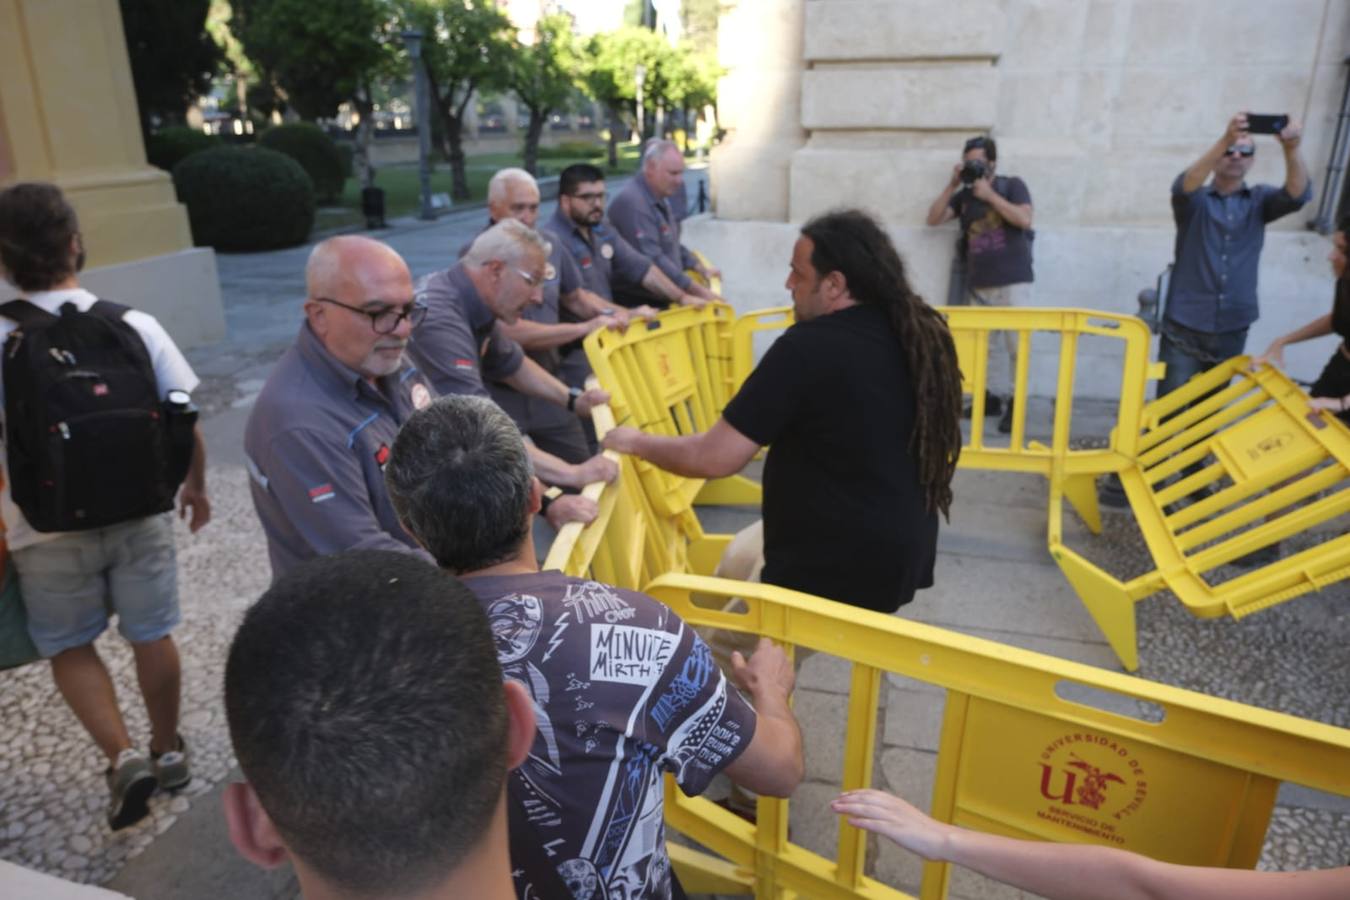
[{"left": 1159, "top": 111, "right": 1311, "bottom": 398}]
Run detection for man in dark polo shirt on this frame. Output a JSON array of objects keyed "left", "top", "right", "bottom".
[
  {"left": 461, "top": 169, "right": 633, "bottom": 461},
  {"left": 408, "top": 219, "right": 617, "bottom": 500},
  {"left": 546, "top": 163, "right": 699, "bottom": 385},
  {"left": 244, "top": 236, "right": 440, "bottom": 580},
  {"left": 604, "top": 209, "right": 963, "bottom": 616},
  {"left": 1158, "top": 111, "right": 1312, "bottom": 398},
  {"left": 605, "top": 141, "right": 721, "bottom": 309},
  {"left": 384, "top": 395, "right": 804, "bottom": 900}
]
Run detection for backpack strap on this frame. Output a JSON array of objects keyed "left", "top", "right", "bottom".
[
  {"left": 0, "top": 299, "right": 58, "bottom": 329},
  {"left": 88, "top": 299, "right": 132, "bottom": 322}
]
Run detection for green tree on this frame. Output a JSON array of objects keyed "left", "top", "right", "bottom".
[
  {"left": 665, "top": 44, "right": 721, "bottom": 149},
  {"left": 582, "top": 27, "right": 674, "bottom": 166},
  {"left": 231, "top": 0, "right": 396, "bottom": 186},
  {"left": 119, "top": 0, "right": 223, "bottom": 139},
  {"left": 509, "top": 14, "right": 581, "bottom": 176},
  {"left": 399, "top": 0, "right": 515, "bottom": 201},
  {"left": 680, "top": 0, "right": 720, "bottom": 54}
]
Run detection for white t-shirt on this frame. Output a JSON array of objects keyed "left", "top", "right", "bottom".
[{"left": 0, "top": 288, "right": 200, "bottom": 551}]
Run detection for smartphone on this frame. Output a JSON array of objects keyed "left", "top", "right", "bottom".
[{"left": 1245, "top": 113, "right": 1289, "bottom": 135}]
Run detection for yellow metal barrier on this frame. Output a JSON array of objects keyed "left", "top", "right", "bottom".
[
  {"left": 542, "top": 432, "right": 1350, "bottom": 899},
  {"left": 711, "top": 305, "right": 1350, "bottom": 671}
]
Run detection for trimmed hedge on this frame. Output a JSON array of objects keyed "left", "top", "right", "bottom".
[
  {"left": 146, "top": 126, "right": 218, "bottom": 172},
  {"left": 173, "top": 146, "right": 315, "bottom": 252},
  {"left": 259, "top": 123, "right": 347, "bottom": 202}
]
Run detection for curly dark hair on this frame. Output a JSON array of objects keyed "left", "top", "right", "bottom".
[
  {"left": 0, "top": 182, "right": 80, "bottom": 292},
  {"left": 799, "top": 209, "right": 963, "bottom": 518}
]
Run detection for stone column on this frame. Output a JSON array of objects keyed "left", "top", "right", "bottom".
[
  {"left": 709, "top": 0, "right": 808, "bottom": 221},
  {"left": 0, "top": 0, "right": 223, "bottom": 348}
]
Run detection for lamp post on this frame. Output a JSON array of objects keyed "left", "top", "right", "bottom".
[
  {"left": 634, "top": 63, "right": 647, "bottom": 142},
  {"left": 403, "top": 28, "right": 435, "bottom": 221}
]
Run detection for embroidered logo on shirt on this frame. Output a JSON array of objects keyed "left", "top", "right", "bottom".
[
  {"left": 93, "top": 383, "right": 109, "bottom": 397},
  {"left": 544, "top": 263, "right": 557, "bottom": 281},
  {"left": 600, "top": 243, "right": 614, "bottom": 260},
  {"left": 374, "top": 444, "right": 391, "bottom": 467},
  {"left": 410, "top": 383, "right": 432, "bottom": 409},
  {"left": 454, "top": 358, "right": 475, "bottom": 369},
  {"left": 580, "top": 256, "right": 594, "bottom": 269},
  {"left": 308, "top": 483, "right": 336, "bottom": 504}
]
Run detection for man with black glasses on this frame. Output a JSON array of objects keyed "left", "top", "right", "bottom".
[
  {"left": 1159, "top": 112, "right": 1311, "bottom": 398},
  {"left": 245, "top": 236, "right": 441, "bottom": 580}
]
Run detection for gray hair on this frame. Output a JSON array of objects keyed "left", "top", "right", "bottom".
[
  {"left": 462, "top": 218, "right": 551, "bottom": 268},
  {"left": 385, "top": 396, "right": 535, "bottom": 573},
  {"left": 642, "top": 138, "right": 680, "bottom": 168},
  {"left": 487, "top": 167, "right": 537, "bottom": 205}
]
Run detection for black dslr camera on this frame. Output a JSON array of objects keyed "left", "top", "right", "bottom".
[{"left": 960, "top": 159, "right": 989, "bottom": 186}]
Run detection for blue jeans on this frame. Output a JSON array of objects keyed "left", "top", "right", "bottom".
[{"left": 1156, "top": 321, "right": 1249, "bottom": 401}]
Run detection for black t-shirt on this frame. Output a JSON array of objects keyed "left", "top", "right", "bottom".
[
  {"left": 949, "top": 175, "right": 1034, "bottom": 289},
  {"left": 722, "top": 303, "right": 937, "bottom": 613},
  {"left": 1333, "top": 276, "right": 1350, "bottom": 341}
]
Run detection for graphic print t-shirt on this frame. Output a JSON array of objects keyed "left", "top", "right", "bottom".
[
  {"left": 949, "top": 175, "right": 1034, "bottom": 289},
  {"left": 463, "top": 571, "right": 757, "bottom": 900}
]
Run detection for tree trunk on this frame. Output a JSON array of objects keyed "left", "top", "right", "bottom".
[
  {"left": 522, "top": 109, "right": 546, "bottom": 176},
  {"left": 352, "top": 89, "right": 376, "bottom": 190},
  {"left": 606, "top": 105, "right": 620, "bottom": 169}
]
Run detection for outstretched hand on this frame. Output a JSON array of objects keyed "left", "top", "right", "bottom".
[{"left": 830, "top": 789, "right": 952, "bottom": 861}]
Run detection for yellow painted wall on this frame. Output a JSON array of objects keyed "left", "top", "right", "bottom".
[{"left": 0, "top": 0, "right": 194, "bottom": 269}]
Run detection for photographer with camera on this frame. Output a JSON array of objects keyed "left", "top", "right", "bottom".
[
  {"left": 926, "top": 136, "right": 1034, "bottom": 434},
  {"left": 1158, "top": 111, "right": 1311, "bottom": 399}
]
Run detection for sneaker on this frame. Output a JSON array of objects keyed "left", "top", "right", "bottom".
[
  {"left": 998, "top": 398, "right": 1015, "bottom": 434},
  {"left": 107, "top": 748, "right": 157, "bottom": 830},
  {"left": 152, "top": 735, "right": 191, "bottom": 792},
  {"left": 962, "top": 391, "right": 1002, "bottom": 419}
]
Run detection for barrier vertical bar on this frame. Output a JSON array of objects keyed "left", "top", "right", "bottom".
[{"left": 834, "top": 662, "right": 884, "bottom": 888}]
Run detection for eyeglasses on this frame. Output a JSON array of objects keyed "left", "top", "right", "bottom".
[
  {"left": 316, "top": 297, "right": 427, "bottom": 334},
  {"left": 515, "top": 268, "right": 542, "bottom": 287},
  {"left": 570, "top": 191, "right": 607, "bottom": 203},
  {"left": 1224, "top": 145, "right": 1256, "bottom": 158}
]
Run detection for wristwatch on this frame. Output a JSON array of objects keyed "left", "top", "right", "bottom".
[
  {"left": 566, "top": 385, "right": 583, "bottom": 412},
  {"left": 539, "top": 485, "right": 564, "bottom": 516}
]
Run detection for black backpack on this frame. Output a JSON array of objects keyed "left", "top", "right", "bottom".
[{"left": 1, "top": 299, "right": 196, "bottom": 532}]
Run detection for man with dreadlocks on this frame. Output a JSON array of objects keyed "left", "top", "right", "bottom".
[{"left": 604, "top": 208, "right": 962, "bottom": 616}]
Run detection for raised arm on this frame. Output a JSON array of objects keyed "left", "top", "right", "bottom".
[
  {"left": 1181, "top": 113, "right": 1248, "bottom": 194},
  {"left": 926, "top": 164, "right": 964, "bottom": 227},
  {"left": 1277, "top": 118, "right": 1309, "bottom": 200}
]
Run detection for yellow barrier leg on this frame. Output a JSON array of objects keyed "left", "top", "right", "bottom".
[
  {"left": 1051, "top": 545, "right": 1140, "bottom": 671},
  {"left": 695, "top": 474, "right": 764, "bottom": 507},
  {"left": 1061, "top": 472, "right": 1102, "bottom": 534},
  {"left": 835, "top": 664, "right": 883, "bottom": 888}
]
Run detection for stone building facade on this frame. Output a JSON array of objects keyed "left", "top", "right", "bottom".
[{"left": 691, "top": 0, "right": 1350, "bottom": 394}]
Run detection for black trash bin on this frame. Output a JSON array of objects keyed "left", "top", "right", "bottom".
[{"left": 361, "top": 187, "right": 386, "bottom": 230}]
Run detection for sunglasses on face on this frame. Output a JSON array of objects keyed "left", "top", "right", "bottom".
[{"left": 1224, "top": 145, "right": 1256, "bottom": 158}]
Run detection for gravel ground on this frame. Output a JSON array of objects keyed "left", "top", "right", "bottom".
[{"left": 0, "top": 465, "right": 269, "bottom": 885}]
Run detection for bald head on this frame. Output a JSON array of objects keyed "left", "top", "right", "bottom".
[
  {"left": 303, "top": 236, "right": 416, "bottom": 380},
  {"left": 486, "top": 169, "right": 541, "bottom": 229}
]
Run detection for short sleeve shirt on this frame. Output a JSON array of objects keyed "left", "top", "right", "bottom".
[
  {"left": 407, "top": 263, "right": 525, "bottom": 398},
  {"left": 463, "top": 571, "right": 757, "bottom": 900},
  {"left": 723, "top": 303, "right": 937, "bottom": 612},
  {"left": 0, "top": 287, "right": 199, "bottom": 551},
  {"left": 607, "top": 175, "right": 694, "bottom": 290},
  {"left": 1167, "top": 174, "right": 1312, "bottom": 333},
  {"left": 949, "top": 175, "right": 1034, "bottom": 289},
  {"left": 458, "top": 220, "right": 582, "bottom": 372},
  {"left": 545, "top": 206, "right": 652, "bottom": 302},
  {"left": 243, "top": 323, "right": 437, "bottom": 580}
]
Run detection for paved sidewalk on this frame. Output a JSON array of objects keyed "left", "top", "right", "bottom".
[{"left": 3, "top": 162, "right": 1347, "bottom": 897}]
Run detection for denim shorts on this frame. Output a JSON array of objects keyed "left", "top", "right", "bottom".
[{"left": 14, "top": 514, "right": 180, "bottom": 657}]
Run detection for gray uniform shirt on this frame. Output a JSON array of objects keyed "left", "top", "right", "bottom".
[
  {"left": 607, "top": 174, "right": 696, "bottom": 290},
  {"left": 407, "top": 262, "right": 526, "bottom": 397},
  {"left": 459, "top": 219, "right": 583, "bottom": 372},
  {"left": 244, "top": 323, "right": 436, "bottom": 581},
  {"left": 544, "top": 206, "right": 652, "bottom": 302}
]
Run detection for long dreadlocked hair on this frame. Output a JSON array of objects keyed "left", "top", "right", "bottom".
[{"left": 800, "top": 209, "right": 963, "bottom": 519}]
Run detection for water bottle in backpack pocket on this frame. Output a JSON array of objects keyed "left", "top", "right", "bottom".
[{"left": 1, "top": 299, "right": 196, "bottom": 532}]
